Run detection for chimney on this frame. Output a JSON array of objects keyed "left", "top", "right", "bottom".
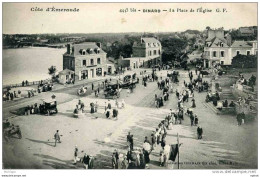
[
  {"left": 96, "top": 42, "right": 102, "bottom": 49},
  {"left": 67, "top": 44, "right": 71, "bottom": 54}
]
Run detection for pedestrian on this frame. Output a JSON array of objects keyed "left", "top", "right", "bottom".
[
  {"left": 197, "top": 126, "right": 203, "bottom": 139},
  {"left": 192, "top": 98, "right": 196, "bottom": 108},
  {"left": 92, "top": 83, "right": 94, "bottom": 90},
  {"left": 74, "top": 145, "right": 79, "bottom": 164},
  {"left": 54, "top": 130, "right": 61, "bottom": 147},
  {"left": 190, "top": 113, "right": 194, "bottom": 126},
  {"left": 82, "top": 153, "right": 90, "bottom": 169},
  {"left": 95, "top": 101, "right": 98, "bottom": 112},
  {"left": 194, "top": 115, "right": 199, "bottom": 126},
  {"left": 112, "top": 149, "right": 119, "bottom": 169},
  {"left": 151, "top": 133, "right": 156, "bottom": 151},
  {"left": 161, "top": 135, "right": 166, "bottom": 149},
  {"left": 144, "top": 136, "right": 151, "bottom": 145},
  {"left": 108, "top": 100, "right": 112, "bottom": 109}
]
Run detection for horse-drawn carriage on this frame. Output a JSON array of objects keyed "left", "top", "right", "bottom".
[
  {"left": 104, "top": 82, "right": 121, "bottom": 99},
  {"left": 39, "top": 99, "right": 58, "bottom": 116}
]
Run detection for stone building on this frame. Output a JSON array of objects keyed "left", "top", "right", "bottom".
[
  {"left": 62, "top": 42, "right": 114, "bottom": 81},
  {"left": 202, "top": 29, "right": 257, "bottom": 68},
  {"left": 118, "top": 37, "right": 162, "bottom": 68}
]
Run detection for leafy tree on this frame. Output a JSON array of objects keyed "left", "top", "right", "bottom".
[
  {"left": 48, "top": 66, "right": 57, "bottom": 79},
  {"left": 232, "top": 55, "right": 257, "bottom": 68},
  {"left": 161, "top": 38, "right": 188, "bottom": 63}
]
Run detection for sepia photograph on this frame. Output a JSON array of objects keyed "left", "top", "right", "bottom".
[{"left": 1, "top": 2, "right": 258, "bottom": 174}]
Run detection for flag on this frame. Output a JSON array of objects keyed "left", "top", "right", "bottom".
[{"left": 169, "top": 144, "right": 179, "bottom": 161}]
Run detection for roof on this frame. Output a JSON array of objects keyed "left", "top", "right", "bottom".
[
  {"left": 141, "top": 37, "right": 160, "bottom": 44},
  {"left": 73, "top": 42, "right": 106, "bottom": 56},
  {"left": 206, "top": 37, "right": 229, "bottom": 47},
  {"left": 231, "top": 41, "right": 253, "bottom": 48},
  {"left": 59, "top": 69, "right": 74, "bottom": 75}
]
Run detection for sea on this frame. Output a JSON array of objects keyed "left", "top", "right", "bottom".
[{"left": 3, "top": 47, "right": 66, "bottom": 86}]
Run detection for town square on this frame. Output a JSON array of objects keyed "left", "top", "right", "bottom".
[{"left": 1, "top": 2, "right": 258, "bottom": 172}]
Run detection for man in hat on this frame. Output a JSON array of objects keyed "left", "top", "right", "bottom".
[{"left": 54, "top": 130, "right": 61, "bottom": 147}]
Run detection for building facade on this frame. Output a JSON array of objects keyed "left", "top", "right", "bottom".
[
  {"left": 63, "top": 42, "right": 114, "bottom": 81},
  {"left": 202, "top": 29, "right": 257, "bottom": 68},
  {"left": 118, "top": 37, "right": 162, "bottom": 69}
]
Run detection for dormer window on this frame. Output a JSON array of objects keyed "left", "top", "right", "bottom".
[
  {"left": 97, "top": 49, "right": 100, "bottom": 54},
  {"left": 81, "top": 49, "right": 86, "bottom": 55},
  {"left": 220, "top": 42, "right": 224, "bottom": 47},
  {"left": 89, "top": 48, "right": 93, "bottom": 54}
]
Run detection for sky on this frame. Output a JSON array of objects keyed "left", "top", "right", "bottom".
[{"left": 3, "top": 3, "right": 258, "bottom": 34}]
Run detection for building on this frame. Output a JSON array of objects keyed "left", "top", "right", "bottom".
[
  {"left": 118, "top": 37, "right": 162, "bottom": 68},
  {"left": 202, "top": 29, "right": 257, "bottom": 67},
  {"left": 62, "top": 42, "right": 114, "bottom": 81}
]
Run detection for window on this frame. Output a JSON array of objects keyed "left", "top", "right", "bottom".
[
  {"left": 220, "top": 51, "right": 225, "bottom": 57},
  {"left": 82, "top": 50, "right": 86, "bottom": 55},
  {"left": 236, "top": 51, "right": 240, "bottom": 55},
  {"left": 90, "top": 59, "right": 94, "bottom": 65},
  {"left": 97, "top": 58, "right": 101, "bottom": 64},
  {"left": 154, "top": 50, "right": 157, "bottom": 55},
  {"left": 220, "top": 43, "right": 224, "bottom": 47},
  {"left": 150, "top": 51, "right": 152, "bottom": 56},
  {"left": 213, "top": 51, "right": 217, "bottom": 57},
  {"left": 221, "top": 61, "right": 224, "bottom": 65},
  {"left": 247, "top": 51, "right": 250, "bottom": 55},
  {"left": 158, "top": 50, "right": 161, "bottom": 55},
  {"left": 82, "top": 60, "right": 86, "bottom": 66}
]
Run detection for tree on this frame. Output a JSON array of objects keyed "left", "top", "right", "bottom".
[
  {"left": 48, "top": 66, "right": 57, "bottom": 79},
  {"left": 232, "top": 55, "right": 257, "bottom": 68},
  {"left": 161, "top": 38, "right": 188, "bottom": 63}
]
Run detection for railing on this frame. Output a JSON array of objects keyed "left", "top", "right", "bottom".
[{"left": 3, "top": 79, "right": 51, "bottom": 89}]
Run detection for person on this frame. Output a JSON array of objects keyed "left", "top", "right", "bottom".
[
  {"left": 113, "top": 109, "right": 118, "bottom": 120},
  {"left": 115, "top": 99, "right": 119, "bottom": 108},
  {"left": 151, "top": 133, "right": 156, "bottom": 151},
  {"left": 74, "top": 145, "right": 79, "bottom": 164},
  {"left": 92, "top": 83, "right": 94, "bottom": 90},
  {"left": 144, "top": 136, "right": 151, "bottom": 145},
  {"left": 143, "top": 149, "right": 150, "bottom": 165},
  {"left": 112, "top": 149, "right": 119, "bottom": 169},
  {"left": 94, "top": 101, "right": 98, "bottom": 112},
  {"left": 90, "top": 102, "right": 95, "bottom": 114},
  {"left": 121, "top": 99, "right": 125, "bottom": 108},
  {"left": 54, "top": 130, "right": 61, "bottom": 147},
  {"left": 190, "top": 113, "right": 194, "bottom": 126},
  {"left": 108, "top": 101, "right": 112, "bottom": 109},
  {"left": 223, "top": 99, "right": 228, "bottom": 107},
  {"left": 121, "top": 155, "right": 129, "bottom": 169},
  {"left": 129, "top": 134, "right": 134, "bottom": 150},
  {"left": 106, "top": 109, "right": 111, "bottom": 119},
  {"left": 229, "top": 101, "right": 235, "bottom": 107},
  {"left": 192, "top": 98, "right": 196, "bottom": 108},
  {"left": 161, "top": 135, "right": 166, "bottom": 149},
  {"left": 194, "top": 115, "right": 199, "bottom": 126},
  {"left": 197, "top": 126, "right": 203, "bottom": 139},
  {"left": 82, "top": 153, "right": 90, "bottom": 169}
]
